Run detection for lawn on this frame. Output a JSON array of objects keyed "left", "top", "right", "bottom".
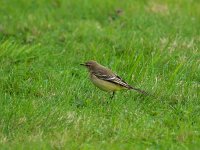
[{"left": 0, "top": 0, "right": 199, "bottom": 149}]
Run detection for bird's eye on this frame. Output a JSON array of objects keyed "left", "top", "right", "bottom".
[{"left": 86, "top": 63, "right": 90, "bottom": 66}]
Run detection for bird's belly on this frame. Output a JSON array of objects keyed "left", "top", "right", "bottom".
[{"left": 91, "top": 75, "right": 122, "bottom": 92}]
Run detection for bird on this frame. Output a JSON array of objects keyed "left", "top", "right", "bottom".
[{"left": 81, "top": 60, "right": 147, "bottom": 98}]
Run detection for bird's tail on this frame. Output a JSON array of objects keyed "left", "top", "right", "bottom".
[{"left": 128, "top": 86, "right": 148, "bottom": 95}]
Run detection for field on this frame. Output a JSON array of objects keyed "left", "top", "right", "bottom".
[{"left": 0, "top": 0, "right": 199, "bottom": 149}]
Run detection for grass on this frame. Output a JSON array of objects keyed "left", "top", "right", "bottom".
[{"left": 0, "top": 0, "right": 199, "bottom": 149}]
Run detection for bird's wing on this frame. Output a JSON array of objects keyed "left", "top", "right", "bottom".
[{"left": 93, "top": 70, "right": 132, "bottom": 89}]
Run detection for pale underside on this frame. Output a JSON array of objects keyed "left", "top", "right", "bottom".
[{"left": 90, "top": 74, "right": 127, "bottom": 92}]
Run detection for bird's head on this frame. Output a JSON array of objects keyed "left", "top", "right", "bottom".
[{"left": 80, "top": 60, "right": 98, "bottom": 70}]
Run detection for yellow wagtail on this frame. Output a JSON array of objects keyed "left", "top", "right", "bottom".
[{"left": 81, "top": 60, "right": 147, "bottom": 98}]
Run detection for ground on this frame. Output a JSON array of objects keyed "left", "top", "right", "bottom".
[{"left": 0, "top": 0, "right": 199, "bottom": 149}]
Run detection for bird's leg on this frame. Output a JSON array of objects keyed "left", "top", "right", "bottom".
[{"left": 110, "top": 92, "right": 115, "bottom": 99}]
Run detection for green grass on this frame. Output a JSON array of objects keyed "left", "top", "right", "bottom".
[{"left": 0, "top": 0, "right": 199, "bottom": 149}]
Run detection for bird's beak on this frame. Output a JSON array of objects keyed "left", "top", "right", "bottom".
[{"left": 80, "top": 63, "right": 86, "bottom": 66}]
